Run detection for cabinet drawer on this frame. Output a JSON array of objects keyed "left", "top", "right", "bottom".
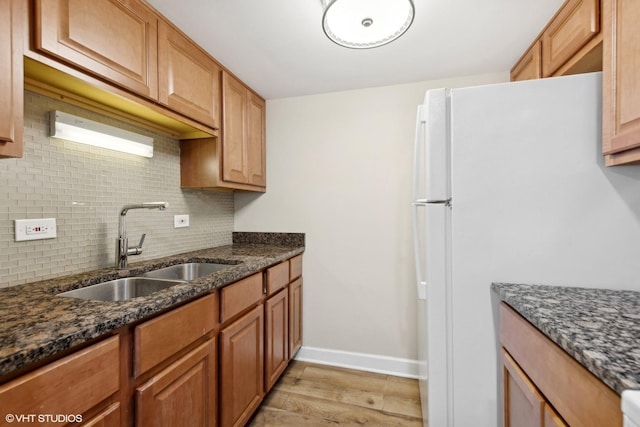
[
  {"left": 289, "top": 255, "right": 303, "bottom": 280},
  {"left": 541, "top": 0, "right": 600, "bottom": 76},
  {"left": 0, "top": 336, "right": 119, "bottom": 424},
  {"left": 135, "top": 294, "right": 216, "bottom": 377},
  {"left": 220, "top": 273, "right": 263, "bottom": 323},
  {"left": 266, "top": 261, "right": 289, "bottom": 296}
]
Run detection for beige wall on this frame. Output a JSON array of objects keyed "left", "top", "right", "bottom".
[
  {"left": 234, "top": 72, "right": 509, "bottom": 374},
  {"left": 0, "top": 91, "right": 233, "bottom": 288}
]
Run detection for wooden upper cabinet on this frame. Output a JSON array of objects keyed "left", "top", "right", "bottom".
[
  {"left": 34, "top": 0, "right": 158, "bottom": 99},
  {"left": 222, "top": 72, "right": 247, "bottom": 184},
  {"left": 541, "top": 0, "right": 600, "bottom": 76},
  {"left": 158, "top": 20, "right": 221, "bottom": 129},
  {"left": 511, "top": 40, "right": 542, "bottom": 82},
  {"left": 222, "top": 71, "right": 267, "bottom": 191},
  {"left": 247, "top": 92, "right": 267, "bottom": 187},
  {"left": 602, "top": 0, "right": 640, "bottom": 165},
  {"left": 0, "top": 0, "right": 24, "bottom": 158}
]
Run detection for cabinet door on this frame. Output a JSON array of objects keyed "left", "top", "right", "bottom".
[
  {"left": 35, "top": 0, "right": 158, "bottom": 99},
  {"left": 221, "top": 71, "right": 249, "bottom": 184},
  {"left": 502, "top": 349, "right": 544, "bottom": 427},
  {"left": 0, "top": 336, "right": 120, "bottom": 427},
  {"left": 602, "top": 0, "right": 640, "bottom": 163},
  {"left": 511, "top": 40, "right": 542, "bottom": 82},
  {"left": 82, "top": 402, "right": 120, "bottom": 427},
  {"left": 265, "top": 288, "right": 289, "bottom": 392},
  {"left": 246, "top": 92, "right": 266, "bottom": 187},
  {"left": 289, "top": 277, "right": 303, "bottom": 358},
  {"left": 541, "top": 0, "right": 600, "bottom": 76},
  {"left": 0, "top": 0, "right": 23, "bottom": 157},
  {"left": 219, "top": 305, "right": 264, "bottom": 427},
  {"left": 136, "top": 339, "right": 216, "bottom": 427},
  {"left": 158, "top": 20, "right": 220, "bottom": 129},
  {"left": 544, "top": 404, "right": 568, "bottom": 427}
]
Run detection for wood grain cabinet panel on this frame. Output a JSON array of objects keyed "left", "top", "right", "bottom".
[
  {"left": 246, "top": 91, "right": 267, "bottom": 187},
  {"left": 82, "top": 402, "right": 121, "bottom": 427},
  {"left": 511, "top": 40, "right": 542, "bottom": 82},
  {"left": 34, "top": 0, "right": 158, "bottom": 99},
  {"left": 134, "top": 294, "right": 216, "bottom": 377},
  {"left": 289, "top": 277, "right": 303, "bottom": 358},
  {"left": 221, "top": 71, "right": 266, "bottom": 191},
  {"left": 0, "top": 336, "right": 120, "bottom": 427},
  {"left": 220, "top": 272, "right": 263, "bottom": 323},
  {"left": 541, "top": 0, "right": 600, "bottom": 76},
  {"left": 500, "top": 303, "right": 621, "bottom": 426},
  {"left": 503, "top": 349, "right": 545, "bottom": 427},
  {"left": 136, "top": 339, "right": 216, "bottom": 427},
  {"left": 219, "top": 305, "right": 264, "bottom": 427},
  {"left": 289, "top": 255, "right": 303, "bottom": 281},
  {"left": 158, "top": 20, "right": 220, "bottom": 129},
  {"left": 0, "top": 0, "right": 24, "bottom": 158},
  {"left": 266, "top": 261, "right": 289, "bottom": 296},
  {"left": 602, "top": 0, "right": 640, "bottom": 164},
  {"left": 265, "top": 288, "right": 289, "bottom": 392}
]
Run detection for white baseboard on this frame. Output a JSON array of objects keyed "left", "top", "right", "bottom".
[{"left": 294, "top": 346, "right": 419, "bottom": 379}]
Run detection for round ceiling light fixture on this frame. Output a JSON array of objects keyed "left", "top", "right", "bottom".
[{"left": 322, "top": 0, "right": 415, "bottom": 49}]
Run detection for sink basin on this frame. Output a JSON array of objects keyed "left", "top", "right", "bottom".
[
  {"left": 57, "top": 277, "right": 185, "bottom": 302},
  {"left": 141, "top": 262, "right": 232, "bottom": 281}
]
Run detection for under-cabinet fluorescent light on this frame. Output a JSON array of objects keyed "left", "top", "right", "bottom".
[{"left": 49, "top": 110, "right": 154, "bottom": 158}]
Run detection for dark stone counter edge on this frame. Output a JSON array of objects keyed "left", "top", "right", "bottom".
[
  {"left": 0, "top": 240, "right": 304, "bottom": 379},
  {"left": 491, "top": 282, "right": 632, "bottom": 395}
]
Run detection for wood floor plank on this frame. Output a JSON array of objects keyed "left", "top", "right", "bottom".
[{"left": 248, "top": 361, "right": 424, "bottom": 427}]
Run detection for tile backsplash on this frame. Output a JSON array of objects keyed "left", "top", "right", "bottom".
[{"left": 0, "top": 91, "right": 233, "bottom": 288}]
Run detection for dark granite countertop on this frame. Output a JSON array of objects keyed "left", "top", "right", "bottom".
[
  {"left": 492, "top": 282, "right": 640, "bottom": 395},
  {"left": 0, "top": 232, "right": 304, "bottom": 379}
]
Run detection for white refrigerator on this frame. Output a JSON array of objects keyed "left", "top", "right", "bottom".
[{"left": 412, "top": 72, "right": 640, "bottom": 427}]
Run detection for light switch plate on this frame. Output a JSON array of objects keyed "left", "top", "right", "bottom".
[
  {"left": 15, "top": 218, "right": 57, "bottom": 241},
  {"left": 174, "top": 214, "right": 189, "bottom": 228}
]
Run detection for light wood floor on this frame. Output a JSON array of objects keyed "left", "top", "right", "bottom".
[{"left": 248, "top": 360, "right": 424, "bottom": 426}]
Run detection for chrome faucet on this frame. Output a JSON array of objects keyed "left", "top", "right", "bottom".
[{"left": 116, "top": 202, "right": 168, "bottom": 269}]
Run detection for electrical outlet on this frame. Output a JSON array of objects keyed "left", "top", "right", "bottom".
[
  {"left": 174, "top": 214, "right": 190, "bottom": 228},
  {"left": 15, "top": 218, "right": 57, "bottom": 241}
]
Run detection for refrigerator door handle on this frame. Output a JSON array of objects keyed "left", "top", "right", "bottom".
[
  {"left": 412, "top": 202, "right": 427, "bottom": 300},
  {"left": 413, "top": 105, "right": 427, "bottom": 202}
]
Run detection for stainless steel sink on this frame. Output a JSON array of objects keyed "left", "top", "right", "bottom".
[
  {"left": 57, "top": 277, "right": 186, "bottom": 302},
  {"left": 141, "top": 262, "right": 231, "bottom": 281}
]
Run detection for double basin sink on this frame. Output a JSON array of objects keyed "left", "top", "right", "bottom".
[{"left": 57, "top": 262, "right": 233, "bottom": 302}]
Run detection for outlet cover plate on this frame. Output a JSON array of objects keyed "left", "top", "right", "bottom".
[
  {"left": 15, "top": 218, "right": 57, "bottom": 241},
  {"left": 174, "top": 214, "right": 189, "bottom": 228}
]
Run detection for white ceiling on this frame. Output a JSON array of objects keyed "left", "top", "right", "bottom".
[{"left": 146, "top": 0, "right": 564, "bottom": 99}]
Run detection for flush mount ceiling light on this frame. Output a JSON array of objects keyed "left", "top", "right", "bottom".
[
  {"left": 321, "top": 0, "right": 415, "bottom": 49},
  {"left": 49, "top": 110, "right": 154, "bottom": 158}
]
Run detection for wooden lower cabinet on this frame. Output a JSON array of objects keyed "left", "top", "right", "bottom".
[
  {"left": 265, "top": 288, "right": 289, "bottom": 392},
  {"left": 83, "top": 402, "right": 121, "bottom": 427},
  {"left": 136, "top": 339, "right": 217, "bottom": 427},
  {"left": 502, "top": 349, "right": 567, "bottom": 427},
  {"left": 500, "top": 303, "right": 621, "bottom": 426},
  {"left": 0, "top": 336, "right": 120, "bottom": 427},
  {"left": 289, "top": 277, "right": 303, "bottom": 358},
  {"left": 220, "top": 305, "right": 265, "bottom": 427}
]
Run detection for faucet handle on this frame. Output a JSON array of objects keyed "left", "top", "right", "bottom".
[{"left": 137, "top": 233, "right": 146, "bottom": 248}]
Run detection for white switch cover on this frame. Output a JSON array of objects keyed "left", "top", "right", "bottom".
[
  {"left": 174, "top": 214, "right": 190, "bottom": 228},
  {"left": 15, "top": 218, "right": 57, "bottom": 241}
]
